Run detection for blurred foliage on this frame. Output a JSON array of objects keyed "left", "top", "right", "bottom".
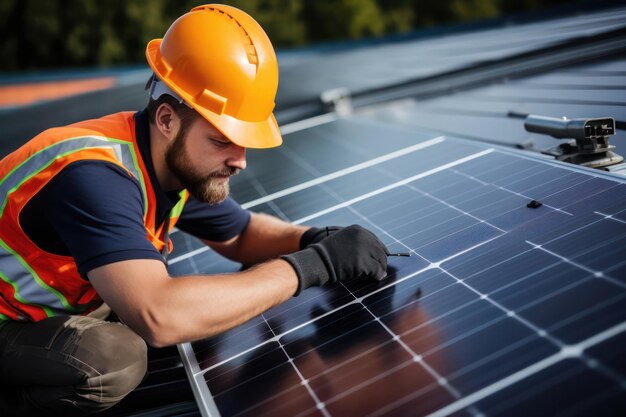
[{"left": 0, "top": 0, "right": 570, "bottom": 71}]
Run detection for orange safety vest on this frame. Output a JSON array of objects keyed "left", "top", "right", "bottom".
[{"left": 0, "top": 112, "right": 188, "bottom": 322}]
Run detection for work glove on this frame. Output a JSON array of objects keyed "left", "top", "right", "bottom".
[
  {"left": 299, "top": 226, "right": 344, "bottom": 249},
  {"left": 282, "top": 224, "right": 388, "bottom": 295}
]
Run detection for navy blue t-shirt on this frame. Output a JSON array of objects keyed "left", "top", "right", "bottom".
[{"left": 19, "top": 110, "right": 250, "bottom": 276}]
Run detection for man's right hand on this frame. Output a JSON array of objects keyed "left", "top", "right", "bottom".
[
  {"left": 299, "top": 225, "right": 344, "bottom": 248},
  {"left": 281, "top": 224, "right": 388, "bottom": 295}
]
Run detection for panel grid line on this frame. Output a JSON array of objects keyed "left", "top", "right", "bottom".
[
  {"left": 306, "top": 339, "right": 396, "bottom": 382},
  {"left": 492, "top": 146, "right": 626, "bottom": 185},
  {"left": 241, "top": 136, "right": 446, "bottom": 210},
  {"left": 293, "top": 149, "right": 495, "bottom": 224},
  {"left": 594, "top": 211, "right": 626, "bottom": 224},
  {"left": 365, "top": 373, "right": 447, "bottom": 417},
  {"left": 448, "top": 168, "right": 575, "bottom": 216},
  {"left": 260, "top": 313, "right": 331, "bottom": 417},
  {"left": 345, "top": 284, "right": 477, "bottom": 407},
  {"left": 247, "top": 174, "right": 290, "bottom": 221},
  {"left": 526, "top": 241, "right": 626, "bottom": 290},
  {"left": 322, "top": 360, "right": 417, "bottom": 409},
  {"left": 404, "top": 184, "right": 506, "bottom": 233},
  {"left": 424, "top": 320, "right": 626, "bottom": 417}
]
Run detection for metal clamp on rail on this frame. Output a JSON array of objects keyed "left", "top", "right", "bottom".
[{"left": 521, "top": 114, "right": 623, "bottom": 169}]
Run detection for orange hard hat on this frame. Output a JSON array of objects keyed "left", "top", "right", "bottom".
[{"left": 146, "top": 4, "right": 282, "bottom": 149}]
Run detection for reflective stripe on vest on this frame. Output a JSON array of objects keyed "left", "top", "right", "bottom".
[
  {"left": 0, "top": 238, "right": 65, "bottom": 316},
  {"left": 170, "top": 190, "right": 188, "bottom": 219},
  {"left": 0, "top": 135, "right": 147, "bottom": 319},
  {"left": 0, "top": 136, "right": 147, "bottom": 218}
]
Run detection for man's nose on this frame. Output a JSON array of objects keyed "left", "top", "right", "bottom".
[{"left": 227, "top": 144, "right": 246, "bottom": 171}]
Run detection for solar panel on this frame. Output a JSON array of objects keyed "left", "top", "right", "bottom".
[{"left": 170, "top": 115, "right": 626, "bottom": 416}]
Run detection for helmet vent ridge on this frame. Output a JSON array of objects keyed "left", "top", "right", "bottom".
[{"left": 205, "top": 6, "right": 259, "bottom": 67}]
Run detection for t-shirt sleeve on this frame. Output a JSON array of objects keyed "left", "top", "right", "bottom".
[
  {"left": 175, "top": 195, "right": 251, "bottom": 242},
  {"left": 44, "top": 162, "right": 164, "bottom": 276}
]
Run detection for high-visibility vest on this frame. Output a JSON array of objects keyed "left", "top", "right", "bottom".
[{"left": 0, "top": 112, "right": 188, "bottom": 322}]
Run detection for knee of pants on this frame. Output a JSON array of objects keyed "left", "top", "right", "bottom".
[{"left": 75, "top": 322, "right": 148, "bottom": 402}]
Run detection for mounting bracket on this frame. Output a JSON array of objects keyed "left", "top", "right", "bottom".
[{"left": 523, "top": 114, "right": 623, "bottom": 169}]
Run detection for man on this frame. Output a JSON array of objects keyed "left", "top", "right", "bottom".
[{"left": 0, "top": 4, "right": 388, "bottom": 416}]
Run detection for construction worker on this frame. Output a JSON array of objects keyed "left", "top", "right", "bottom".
[{"left": 0, "top": 4, "right": 388, "bottom": 416}]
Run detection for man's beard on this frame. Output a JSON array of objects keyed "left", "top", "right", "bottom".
[{"left": 165, "top": 130, "right": 240, "bottom": 205}]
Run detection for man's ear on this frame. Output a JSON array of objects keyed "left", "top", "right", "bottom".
[{"left": 154, "top": 103, "right": 180, "bottom": 141}]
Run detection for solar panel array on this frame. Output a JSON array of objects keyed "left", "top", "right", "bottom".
[
  {"left": 363, "top": 58, "right": 626, "bottom": 154},
  {"left": 171, "top": 113, "right": 626, "bottom": 416},
  {"left": 276, "top": 7, "right": 626, "bottom": 107}
]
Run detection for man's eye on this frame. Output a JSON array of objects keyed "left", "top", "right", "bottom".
[{"left": 210, "top": 138, "right": 230, "bottom": 147}]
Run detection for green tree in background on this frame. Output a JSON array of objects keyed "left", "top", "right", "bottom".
[
  {"left": 0, "top": 0, "right": 169, "bottom": 70},
  {"left": 225, "top": 0, "right": 307, "bottom": 46},
  {"left": 0, "top": 0, "right": 572, "bottom": 71},
  {"left": 451, "top": 0, "right": 499, "bottom": 21},
  {"left": 302, "top": 0, "right": 385, "bottom": 42}
]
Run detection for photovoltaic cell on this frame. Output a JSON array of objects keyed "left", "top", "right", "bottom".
[{"left": 172, "top": 116, "right": 626, "bottom": 416}]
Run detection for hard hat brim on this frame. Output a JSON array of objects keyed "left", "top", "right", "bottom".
[{"left": 146, "top": 39, "right": 283, "bottom": 149}]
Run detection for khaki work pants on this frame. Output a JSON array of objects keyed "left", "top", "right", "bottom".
[{"left": 0, "top": 304, "right": 147, "bottom": 416}]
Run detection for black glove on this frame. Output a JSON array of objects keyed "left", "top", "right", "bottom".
[
  {"left": 282, "top": 224, "right": 388, "bottom": 295},
  {"left": 299, "top": 226, "right": 344, "bottom": 249}
]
